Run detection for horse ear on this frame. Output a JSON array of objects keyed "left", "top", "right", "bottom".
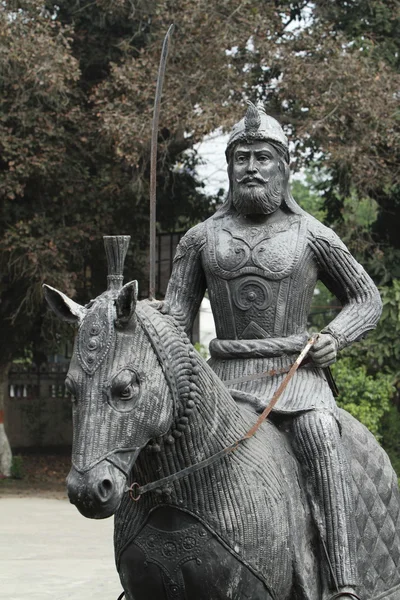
[
  {"left": 43, "top": 284, "right": 87, "bottom": 324},
  {"left": 115, "top": 280, "right": 138, "bottom": 327}
]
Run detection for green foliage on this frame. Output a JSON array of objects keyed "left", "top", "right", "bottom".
[
  {"left": 292, "top": 175, "right": 327, "bottom": 223},
  {"left": 10, "top": 455, "right": 24, "bottom": 480},
  {"left": 332, "top": 357, "right": 393, "bottom": 441},
  {"left": 380, "top": 404, "right": 400, "bottom": 477},
  {"left": 371, "top": 282, "right": 400, "bottom": 376},
  {"left": 342, "top": 280, "right": 400, "bottom": 380},
  {"left": 342, "top": 195, "right": 379, "bottom": 231},
  {"left": 194, "top": 342, "right": 209, "bottom": 360},
  {"left": 309, "top": 283, "right": 340, "bottom": 333}
]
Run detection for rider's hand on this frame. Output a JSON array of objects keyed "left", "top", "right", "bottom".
[
  {"left": 147, "top": 299, "right": 170, "bottom": 314},
  {"left": 309, "top": 333, "right": 338, "bottom": 368}
]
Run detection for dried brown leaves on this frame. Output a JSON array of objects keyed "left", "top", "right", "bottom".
[
  {"left": 89, "top": 1, "right": 399, "bottom": 194},
  {"left": 278, "top": 30, "right": 400, "bottom": 192}
]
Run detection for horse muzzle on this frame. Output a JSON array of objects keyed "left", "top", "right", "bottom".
[{"left": 67, "top": 448, "right": 140, "bottom": 519}]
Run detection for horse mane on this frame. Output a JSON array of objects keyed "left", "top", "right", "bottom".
[{"left": 135, "top": 301, "right": 239, "bottom": 444}]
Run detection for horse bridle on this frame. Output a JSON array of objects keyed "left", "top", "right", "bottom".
[{"left": 126, "top": 335, "right": 317, "bottom": 502}]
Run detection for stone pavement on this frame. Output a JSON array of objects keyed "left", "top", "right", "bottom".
[{"left": 0, "top": 497, "right": 122, "bottom": 600}]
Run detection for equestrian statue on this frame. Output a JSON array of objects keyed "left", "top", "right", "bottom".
[{"left": 43, "top": 103, "right": 400, "bottom": 600}]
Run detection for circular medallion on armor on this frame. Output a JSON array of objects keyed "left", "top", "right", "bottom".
[
  {"left": 169, "top": 583, "right": 179, "bottom": 596},
  {"left": 162, "top": 541, "right": 178, "bottom": 558},
  {"left": 90, "top": 324, "right": 101, "bottom": 336},
  {"left": 146, "top": 534, "right": 157, "bottom": 549},
  {"left": 232, "top": 277, "right": 273, "bottom": 311},
  {"left": 87, "top": 338, "right": 98, "bottom": 351},
  {"left": 182, "top": 536, "right": 197, "bottom": 550}
]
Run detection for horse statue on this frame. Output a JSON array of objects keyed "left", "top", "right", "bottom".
[{"left": 44, "top": 236, "right": 400, "bottom": 600}]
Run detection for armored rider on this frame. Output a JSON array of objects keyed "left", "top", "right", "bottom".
[{"left": 163, "top": 102, "right": 382, "bottom": 600}]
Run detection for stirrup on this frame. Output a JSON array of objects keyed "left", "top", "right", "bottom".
[{"left": 329, "top": 593, "right": 362, "bottom": 600}]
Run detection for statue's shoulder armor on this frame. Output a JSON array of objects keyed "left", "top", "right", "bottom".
[
  {"left": 174, "top": 221, "right": 207, "bottom": 261},
  {"left": 305, "top": 214, "right": 350, "bottom": 255}
]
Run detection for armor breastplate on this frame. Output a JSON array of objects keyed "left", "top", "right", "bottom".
[
  {"left": 204, "top": 214, "right": 313, "bottom": 340},
  {"left": 213, "top": 214, "right": 305, "bottom": 280}
]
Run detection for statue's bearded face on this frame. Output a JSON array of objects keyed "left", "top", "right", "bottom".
[{"left": 231, "top": 141, "right": 284, "bottom": 215}]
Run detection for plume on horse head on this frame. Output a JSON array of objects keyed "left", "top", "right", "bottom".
[{"left": 43, "top": 236, "right": 138, "bottom": 332}]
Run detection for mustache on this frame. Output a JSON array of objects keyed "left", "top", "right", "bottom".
[{"left": 235, "top": 175, "right": 269, "bottom": 184}]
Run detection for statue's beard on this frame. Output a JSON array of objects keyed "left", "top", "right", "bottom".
[{"left": 232, "top": 173, "right": 283, "bottom": 215}]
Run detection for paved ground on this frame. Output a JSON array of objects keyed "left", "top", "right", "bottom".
[{"left": 0, "top": 496, "right": 122, "bottom": 600}]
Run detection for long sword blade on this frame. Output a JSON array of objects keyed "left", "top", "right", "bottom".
[{"left": 149, "top": 24, "right": 174, "bottom": 300}]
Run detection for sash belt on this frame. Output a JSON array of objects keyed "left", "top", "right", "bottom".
[{"left": 209, "top": 333, "right": 309, "bottom": 359}]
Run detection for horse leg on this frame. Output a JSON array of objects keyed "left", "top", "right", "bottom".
[{"left": 118, "top": 507, "right": 273, "bottom": 600}]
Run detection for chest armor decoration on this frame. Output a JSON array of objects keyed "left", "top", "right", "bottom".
[
  {"left": 210, "top": 213, "right": 305, "bottom": 279},
  {"left": 205, "top": 215, "right": 307, "bottom": 339}
]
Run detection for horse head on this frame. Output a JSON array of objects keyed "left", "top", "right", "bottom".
[{"left": 43, "top": 236, "right": 176, "bottom": 519}]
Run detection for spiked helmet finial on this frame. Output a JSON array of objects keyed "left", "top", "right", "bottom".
[
  {"left": 244, "top": 101, "right": 261, "bottom": 134},
  {"left": 226, "top": 102, "right": 289, "bottom": 163}
]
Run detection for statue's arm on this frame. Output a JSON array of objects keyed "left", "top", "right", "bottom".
[
  {"left": 310, "top": 225, "right": 382, "bottom": 351},
  {"left": 164, "top": 223, "right": 207, "bottom": 336}
]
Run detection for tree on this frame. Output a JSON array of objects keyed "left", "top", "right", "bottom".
[
  {"left": 332, "top": 358, "right": 393, "bottom": 441},
  {"left": 291, "top": 2, "right": 400, "bottom": 285},
  {"left": 0, "top": 3, "right": 85, "bottom": 473},
  {"left": 0, "top": 0, "right": 223, "bottom": 472}
]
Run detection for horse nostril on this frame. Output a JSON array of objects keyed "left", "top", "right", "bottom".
[{"left": 98, "top": 478, "right": 113, "bottom": 500}]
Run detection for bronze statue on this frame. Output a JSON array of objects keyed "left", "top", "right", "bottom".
[
  {"left": 42, "top": 105, "right": 400, "bottom": 600},
  {"left": 162, "top": 103, "right": 386, "bottom": 599}
]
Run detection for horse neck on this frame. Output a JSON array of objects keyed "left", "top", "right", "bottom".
[
  {"left": 178, "top": 349, "right": 249, "bottom": 459},
  {"left": 135, "top": 311, "right": 250, "bottom": 483}
]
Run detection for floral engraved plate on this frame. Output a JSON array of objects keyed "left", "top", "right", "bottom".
[
  {"left": 132, "top": 523, "right": 212, "bottom": 598},
  {"left": 77, "top": 303, "right": 115, "bottom": 374}
]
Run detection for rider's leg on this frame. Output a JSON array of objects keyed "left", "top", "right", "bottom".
[{"left": 290, "top": 410, "right": 359, "bottom": 597}]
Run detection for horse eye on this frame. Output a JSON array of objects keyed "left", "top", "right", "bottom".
[
  {"left": 108, "top": 369, "right": 140, "bottom": 412},
  {"left": 120, "top": 385, "right": 135, "bottom": 400}
]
